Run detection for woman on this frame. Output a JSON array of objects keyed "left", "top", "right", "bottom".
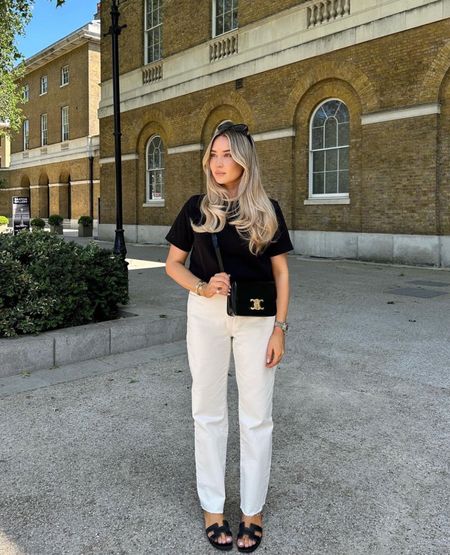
[{"left": 165, "top": 121, "right": 292, "bottom": 552}]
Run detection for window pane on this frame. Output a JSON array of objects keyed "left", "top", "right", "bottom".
[
  {"left": 224, "top": 10, "right": 232, "bottom": 32},
  {"left": 339, "top": 170, "right": 349, "bottom": 193},
  {"left": 216, "top": 0, "right": 224, "bottom": 16},
  {"left": 216, "top": 16, "right": 224, "bottom": 35},
  {"left": 335, "top": 102, "right": 349, "bottom": 123},
  {"left": 225, "top": 0, "right": 233, "bottom": 11},
  {"left": 154, "top": 171, "right": 163, "bottom": 198},
  {"left": 325, "top": 149, "right": 337, "bottom": 171},
  {"left": 313, "top": 106, "right": 327, "bottom": 127},
  {"left": 152, "top": 8, "right": 159, "bottom": 26},
  {"left": 149, "top": 172, "right": 155, "bottom": 198},
  {"left": 313, "top": 151, "right": 324, "bottom": 172},
  {"left": 322, "top": 100, "right": 340, "bottom": 117},
  {"left": 339, "top": 147, "right": 349, "bottom": 170},
  {"left": 232, "top": 7, "right": 238, "bottom": 28},
  {"left": 312, "top": 127, "right": 323, "bottom": 150},
  {"left": 324, "top": 118, "right": 337, "bottom": 148},
  {"left": 312, "top": 173, "right": 324, "bottom": 194},
  {"left": 325, "top": 171, "right": 338, "bottom": 194},
  {"left": 338, "top": 122, "right": 349, "bottom": 146}
]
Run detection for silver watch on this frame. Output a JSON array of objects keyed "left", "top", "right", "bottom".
[{"left": 274, "top": 320, "right": 289, "bottom": 333}]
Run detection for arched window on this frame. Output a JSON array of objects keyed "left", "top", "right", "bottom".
[
  {"left": 309, "top": 99, "right": 349, "bottom": 197},
  {"left": 146, "top": 135, "right": 164, "bottom": 201}
]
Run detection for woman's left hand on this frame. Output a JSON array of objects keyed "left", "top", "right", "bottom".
[{"left": 266, "top": 327, "right": 285, "bottom": 368}]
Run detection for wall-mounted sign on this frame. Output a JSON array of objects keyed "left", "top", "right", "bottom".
[{"left": 12, "top": 196, "right": 30, "bottom": 234}]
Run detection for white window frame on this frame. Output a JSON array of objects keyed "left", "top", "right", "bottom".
[
  {"left": 40, "top": 75, "right": 48, "bottom": 95},
  {"left": 23, "top": 84, "right": 30, "bottom": 102},
  {"left": 40, "top": 113, "right": 48, "bottom": 146},
  {"left": 61, "top": 106, "right": 69, "bottom": 142},
  {"left": 61, "top": 65, "right": 69, "bottom": 87},
  {"left": 23, "top": 119, "right": 29, "bottom": 150},
  {"left": 308, "top": 98, "right": 350, "bottom": 200},
  {"left": 145, "top": 135, "right": 165, "bottom": 203},
  {"left": 212, "top": 0, "right": 238, "bottom": 37},
  {"left": 144, "top": 0, "right": 163, "bottom": 65}
]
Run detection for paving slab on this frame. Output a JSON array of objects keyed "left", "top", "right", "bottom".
[{"left": 0, "top": 238, "right": 449, "bottom": 554}]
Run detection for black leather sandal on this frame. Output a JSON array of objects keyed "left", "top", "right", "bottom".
[
  {"left": 205, "top": 520, "right": 233, "bottom": 551},
  {"left": 236, "top": 521, "right": 263, "bottom": 553}
]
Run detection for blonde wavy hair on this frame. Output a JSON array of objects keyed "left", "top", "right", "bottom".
[{"left": 192, "top": 121, "right": 278, "bottom": 255}]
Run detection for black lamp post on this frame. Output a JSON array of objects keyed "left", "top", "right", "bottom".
[{"left": 105, "top": 0, "right": 127, "bottom": 257}]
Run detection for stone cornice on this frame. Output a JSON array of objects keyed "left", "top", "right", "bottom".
[{"left": 25, "top": 20, "right": 100, "bottom": 74}]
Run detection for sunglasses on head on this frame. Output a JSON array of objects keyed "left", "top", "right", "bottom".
[{"left": 215, "top": 122, "right": 254, "bottom": 144}]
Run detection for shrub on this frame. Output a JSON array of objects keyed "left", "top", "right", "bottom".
[
  {"left": 48, "top": 214, "right": 63, "bottom": 226},
  {"left": 0, "top": 215, "right": 9, "bottom": 225},
  {"left": 0, "top": 232, "right": 128, "bottom": 337},
  {"left": 30, "top": 217, "right": 45, "bottom": 229},
  {"left": 78, "top": 215, "right": 93, "bottom": 226}
]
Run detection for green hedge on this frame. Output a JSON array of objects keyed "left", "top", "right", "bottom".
[
  {"left": 0, "top": 232, "right": 128, "bottom": 337},
  {"left": 78, "top": 215, "right": 93, "bottom": 226},
  {"left": 30, "top": 217, "right": 45, "bottom": 229}
]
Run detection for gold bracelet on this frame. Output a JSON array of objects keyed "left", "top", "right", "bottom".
[{"left": 195, "top": 280, "right": 206, "bottom": 296}]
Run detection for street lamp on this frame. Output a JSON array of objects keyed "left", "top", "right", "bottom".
[{"left": 105, "top": 0, "right": 127, "bottom": 257}]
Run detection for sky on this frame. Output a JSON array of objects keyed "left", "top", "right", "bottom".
[{"left": 16, "top": 0, "right": 99, "bottom": 60}]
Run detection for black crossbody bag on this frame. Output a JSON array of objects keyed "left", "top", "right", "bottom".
[{"left": 211, "top": 234, "right": 277, "bottom": 317}]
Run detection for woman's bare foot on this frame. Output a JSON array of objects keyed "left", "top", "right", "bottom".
[
  {"left": 237, "top": 512, "right": 263, "bottom": 550},
  {"left": 204, "top": 511, "right": 233, "bottom": 546}
]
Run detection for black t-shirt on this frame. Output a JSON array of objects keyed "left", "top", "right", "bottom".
[{"left": 165, "top": 195, "right": 293, "bottom": 282}]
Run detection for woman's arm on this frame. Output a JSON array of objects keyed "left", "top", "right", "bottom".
[
  {"left": 165, "top": 244, "right": 230, "bottom": 298},
  {"left": 266, "top": 253, "right": 290, "bottom": 368},
  {"left": 272, "top": 253, "right": 290, "bottom": 323}
]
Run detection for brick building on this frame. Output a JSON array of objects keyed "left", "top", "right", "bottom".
[
  {"left": 0, "top": 19, "right": 101, "bottom": 225},
  {"left": 98, "top": 0, "right": 450, "bottom": 266}
]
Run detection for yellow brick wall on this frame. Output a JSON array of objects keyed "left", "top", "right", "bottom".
[
  {"left": 99, "top": 16, "right": 450, "bottom": 237},
  {"left": 239, "top": 0, "right": 308, "bottom": 26},
  {"left": 100, "top": 0, "right": 311, "bottom": 78},
  {"left": 101, "top": 0, "right": 144, "bottom": 82},
  {"left": 12, "top": 44, "right": 92, "bottom": 154}
]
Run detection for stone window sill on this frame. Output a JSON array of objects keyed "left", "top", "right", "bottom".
[
  {"left": 304, "top": 197, "right": 350, "bottom": 205},
  {"left": 143, "top": 200, "right": 165, "bottom": 208}
]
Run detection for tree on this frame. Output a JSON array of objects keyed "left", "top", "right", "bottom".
[{"left": 0, "top": 1, "right": 65, "bottom": 136}]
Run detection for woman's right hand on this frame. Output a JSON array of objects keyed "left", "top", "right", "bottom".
[{"left": 202, "top": 272, "right": 231, "bottom": 298}]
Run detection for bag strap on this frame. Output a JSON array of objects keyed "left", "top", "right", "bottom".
[{"left": 211, "top": 234, "right": 225, "bottom": 273}]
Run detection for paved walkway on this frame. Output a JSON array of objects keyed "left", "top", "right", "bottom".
[{"left": 1, "top": 236, "right": 449, "bottom": 554}]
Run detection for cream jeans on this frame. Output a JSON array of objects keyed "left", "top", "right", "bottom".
[{"left": 186, "top": 291, "right": 277, "bottom": 516}]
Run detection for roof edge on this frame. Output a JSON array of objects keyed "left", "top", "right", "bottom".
[{"left": 24, "top": 20, "right": 101, "bottom": 74}]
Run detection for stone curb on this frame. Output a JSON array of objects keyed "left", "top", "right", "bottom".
[{"left": 0, "top": 307, "right": 186, "bottom": 378}]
